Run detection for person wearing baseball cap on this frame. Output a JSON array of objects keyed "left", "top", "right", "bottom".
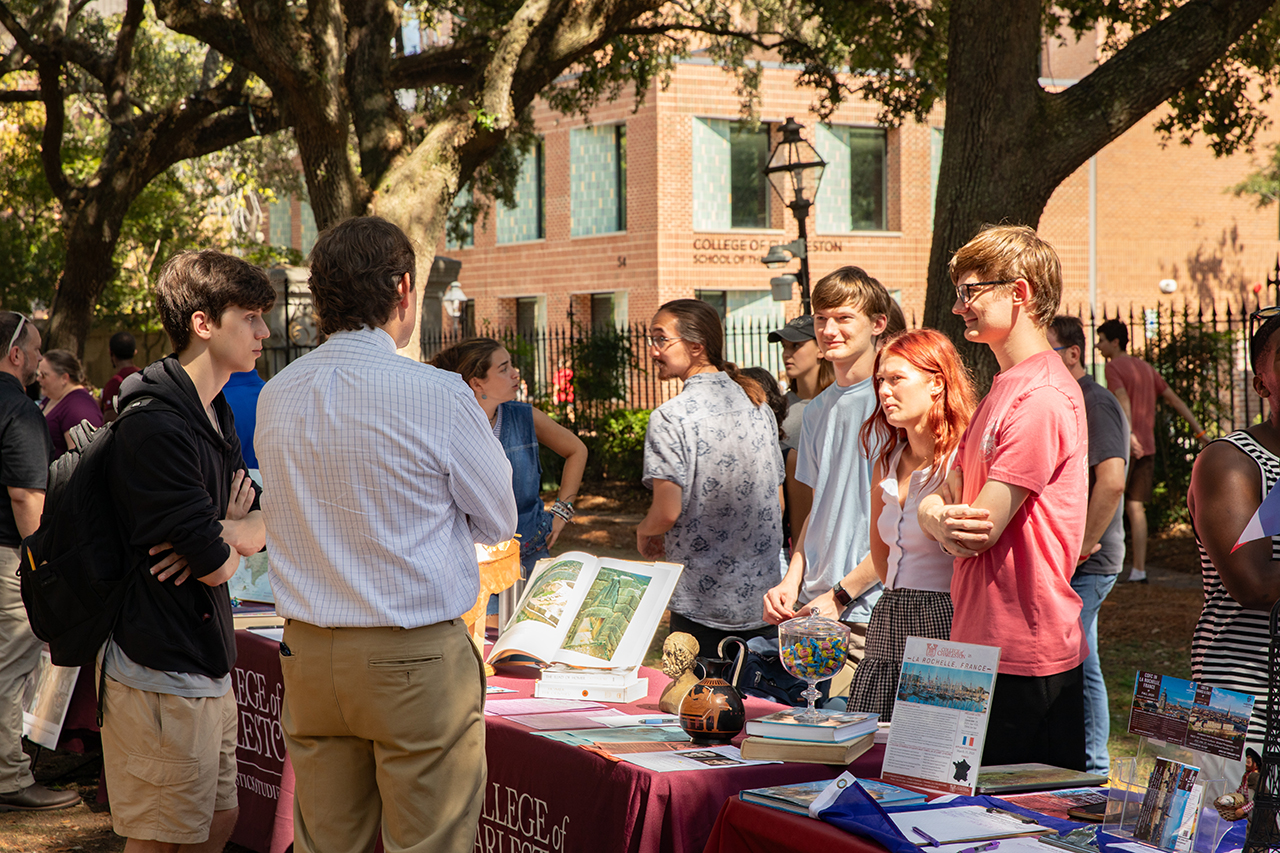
[{"left": 767, "top": 314, "right": 832, "bottom": 565}]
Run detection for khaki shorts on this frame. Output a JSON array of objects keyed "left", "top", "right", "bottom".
[{"left": 100, "top": 675, "right": 238, "bottom": 844}]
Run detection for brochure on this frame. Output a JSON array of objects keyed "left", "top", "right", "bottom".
[
  {"left": 1133, "top": 757, "right": 1203, "bottom": 853},
  {"left": 881, "top": 637, "right": 1001, "bottom": 796},
  {"left": 619, "top": 744, "right": 778, "bottom": 772},
  {"left": 1128, "top": 671, "right": 1254, "bottom": 761},
  {"left": 486, "top": 552, "right": 682, "bottom": 668}
]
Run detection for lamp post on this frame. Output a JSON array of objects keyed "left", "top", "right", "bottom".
[{"left": 763, "top": 117, "right": 826, "bottom": 315}]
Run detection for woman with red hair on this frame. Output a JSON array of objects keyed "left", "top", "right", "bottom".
[{"left": 843, "top": 329, "right": 977, "bottom": 719}]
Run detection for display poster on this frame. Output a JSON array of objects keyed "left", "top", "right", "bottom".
[
  {"left": 881, "top": 637, "right": 1000, "bottom": 795},
  {"left": 1128, "top": 671, "right": 1253, "bottom": 761}
]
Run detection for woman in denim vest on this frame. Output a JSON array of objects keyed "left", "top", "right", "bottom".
[{"left": 432, "top": 339, "right": 588, "bottom": 586}]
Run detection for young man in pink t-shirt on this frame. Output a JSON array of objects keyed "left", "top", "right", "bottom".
[{"left": 919, "top": 225, "right": 1090, "bottom": 770}]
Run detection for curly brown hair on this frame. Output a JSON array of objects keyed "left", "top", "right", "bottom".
[{"left": 308, "top": 216, "right": 416, "bottom": 336}]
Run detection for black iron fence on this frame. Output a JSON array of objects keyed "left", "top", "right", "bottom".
[{"left": 268, "top": 298, "right": 1270, "bottom": 443}]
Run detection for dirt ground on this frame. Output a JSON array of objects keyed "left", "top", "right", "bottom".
[{"left": 1, "top": 487, "right": 1206, "bottom": 853}]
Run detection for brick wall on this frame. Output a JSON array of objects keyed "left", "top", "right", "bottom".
[{"left": 437, "top": 60, "right": 1280, "bottom": 336}]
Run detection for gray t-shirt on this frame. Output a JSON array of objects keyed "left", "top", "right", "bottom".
[
  {"left": 643, "top": 372, "right": 785, "bottom": 631},
  {"left": 795, "top": 377, "right": 882, "bottom": 621},
  {"left": 1077, "top": 374, "right": 1129, "bottom": 576}
]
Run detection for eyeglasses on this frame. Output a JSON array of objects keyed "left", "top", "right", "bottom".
[
  {"left": 1052, "top": 345, "right": 1069, "bottom": 352},
  {"left": 646, "top": 335, "right": 683, "bottom": 349},
  {"left": 955, "top": 279, "right": 1016, "bottom": 304},
  {"left": 5, "top": 313, "right": 28, "bottom": 354}
]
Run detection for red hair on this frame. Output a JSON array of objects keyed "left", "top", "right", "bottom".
[{"left": 859, "top": 329, "right": 977, "bottom": 473}]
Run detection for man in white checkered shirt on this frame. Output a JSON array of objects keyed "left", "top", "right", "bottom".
[{"left": 256, "top": 216, "right": 517, "bottom": 853}]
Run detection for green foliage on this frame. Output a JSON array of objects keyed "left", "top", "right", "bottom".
[
  {"left": 0, "top": 105, "right": 65, "bottom": 314},
  {"left": 592, "top": 409, "right": 651, "bottom": 483},
  {"left": 1141, "top": 312, "right": 1236, "bottom": 532},
  {"left": 570, "top": 324, "right": 638, "bottom": 416}
]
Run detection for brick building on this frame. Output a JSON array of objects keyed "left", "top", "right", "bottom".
[{"left": 262, "top": 41, "right": 1280, "bottom": 353}]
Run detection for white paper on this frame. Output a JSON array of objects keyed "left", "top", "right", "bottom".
[
  {"left": 886, "top": 805, "right": 1054, "bottom": 845},
  {"left": 484, "top": 697, "right": 606, "bottom": 717},
  {"left": 591, "top": 713, "right": 680, "bottom": 727},
  {"left": 620, "top": 745, "right": 780, "bottom": 773},
  {"left": 881, "top": 637, "right": 1001, "bottom": 796},
  {"left": 506, "top": 709, "right": 629, "bottom": 730},
  {"left": 248, "top": 626, "right": 285, "bottom": 642}
]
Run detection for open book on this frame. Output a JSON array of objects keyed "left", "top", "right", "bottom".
[{"left": 487, "top": 551, "right": 682, "bottom": 669}]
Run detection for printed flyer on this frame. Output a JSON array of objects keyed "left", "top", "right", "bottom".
[
  {"left": 880, "top": 637, "right": 1001, "bottom": 795},
  {"left": 1128, "top": 671, "right": 1253, "bottom": 761}
]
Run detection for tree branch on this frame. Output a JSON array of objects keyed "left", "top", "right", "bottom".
[
  {"left": 151, "top": 0, "right": 269, "bottom": 82},
  {"left": 1043, "top": 0, "right": 1276, "bottom": 183},
  {"left": 0, "top": 88, "right": 39, "bottom": 101}
]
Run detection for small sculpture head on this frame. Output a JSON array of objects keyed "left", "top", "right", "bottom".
[{"left": 661, "top": 632, "right": 699, "bottom": 679}]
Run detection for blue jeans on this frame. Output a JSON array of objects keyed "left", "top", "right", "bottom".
[{"left": 1070, "top": 571, "right": 1118, "bottom": 776}]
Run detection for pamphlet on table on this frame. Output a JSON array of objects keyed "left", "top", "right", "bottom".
[
  {"left": 881, "top": 637, "right": 1000, "bottom": 795},
  {"left": 1132, "top": 757, "right": 1204, "bottom": 853},
  {"left": 486, "top": 552, "right": 682, "bottom": 668},
  {"left": 619, "top": 744, "right": 778, "bottom": 773},
  {"left": 976, "top": 763, "right": 1109, "bottom": 794},
  {"left": 1128, "top": 671, "right": 1253, "bottom": 761}
]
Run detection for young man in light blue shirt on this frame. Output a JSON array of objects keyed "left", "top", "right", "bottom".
[{"left": 763, "top": 267, "right": 893, "bottom": 667}]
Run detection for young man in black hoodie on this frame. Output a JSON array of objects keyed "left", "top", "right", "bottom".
[{"left": 102, "top": 250, "right": 272, "bottom": 851}]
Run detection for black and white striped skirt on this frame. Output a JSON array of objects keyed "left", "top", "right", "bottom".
[{"left": 847, "top": 587, "right": 953, "bottom": 721}]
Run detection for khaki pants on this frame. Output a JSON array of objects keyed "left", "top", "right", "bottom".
[
  {"left": 281, "top": 618, "right": 486, "bottom": 853},
  {"left": 0, "top": 546, "right": 42, "bottom": 793}
]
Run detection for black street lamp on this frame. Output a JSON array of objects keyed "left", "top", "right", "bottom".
[{"left": 763, "top": 117, "right": 826, "bottom": 315}]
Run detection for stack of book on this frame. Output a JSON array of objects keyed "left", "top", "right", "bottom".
[{"left": 739, "top": 708, "right": 879, "bottom": 764}]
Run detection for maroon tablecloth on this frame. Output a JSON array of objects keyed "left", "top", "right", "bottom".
[
  {"left": 65, "top": 630, "right": 885, "bottom": 853},
  {"left": 480, "top": 663, "right": 885, "bottom": 853},
  {"left": 703, "top": 796, "right": 886, "bottom": 853}
]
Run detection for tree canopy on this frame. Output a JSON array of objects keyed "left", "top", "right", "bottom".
[{"left": 5, "top": 0, "right": 1280, "bottom": 370}]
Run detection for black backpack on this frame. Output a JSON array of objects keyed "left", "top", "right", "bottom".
[{"left": 18, "top": 396, "right": 170, "bottom": 669}]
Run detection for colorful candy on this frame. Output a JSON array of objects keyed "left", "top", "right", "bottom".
[{"left": 779, "top": 633, "right": 848, "bottom": 681}]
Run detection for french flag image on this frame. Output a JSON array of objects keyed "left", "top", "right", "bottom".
[
  {"left": 960, "top": 735, "right": 975, "bottom": 746},
  {"left": 1232, "top": 480, "right": 1280, "bottom": 552}
]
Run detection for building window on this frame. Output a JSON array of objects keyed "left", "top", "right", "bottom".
[
  {"left": 497, "top": 141, "right": 544, "bottom": 244},
  {"left": 298, "top": 200, "right": 318, "bottom": 255},
  {"left": 591, "top": 293, "right": 615, "bottom": 329},
  {"left": 694, "top": 289, "right": 727, "bottom": 319},
  {"left": 571, "top": 126, "right": 626, "bottom": 237},
  {"left": 267, "top": 198, "right": 291, "bottom": 248},
  {"left": 446, "top": 184, "right": 474, "bottom": 250},
  {"left": 692, "top": 119, "right": 770, "bottom": 231},
  {"left": 814, "top": 125, "right": 887, "bottom": 233}
]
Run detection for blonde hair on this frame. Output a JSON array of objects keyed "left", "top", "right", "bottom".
[{"left": 949, "top": 224, "right": 1062, "bottom": 328}]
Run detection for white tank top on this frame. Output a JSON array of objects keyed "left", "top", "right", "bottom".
[{"left": 877, "top": 443, "right": 956, "bottom": 593}]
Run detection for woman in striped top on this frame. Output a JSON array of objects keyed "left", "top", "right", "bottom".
[{"left": 1188, "top": 310, "right": 1280, "bottom": 760}]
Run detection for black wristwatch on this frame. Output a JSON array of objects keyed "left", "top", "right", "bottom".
[{"left": 832, "top": 582, "right": 853, "bottom": 609}]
